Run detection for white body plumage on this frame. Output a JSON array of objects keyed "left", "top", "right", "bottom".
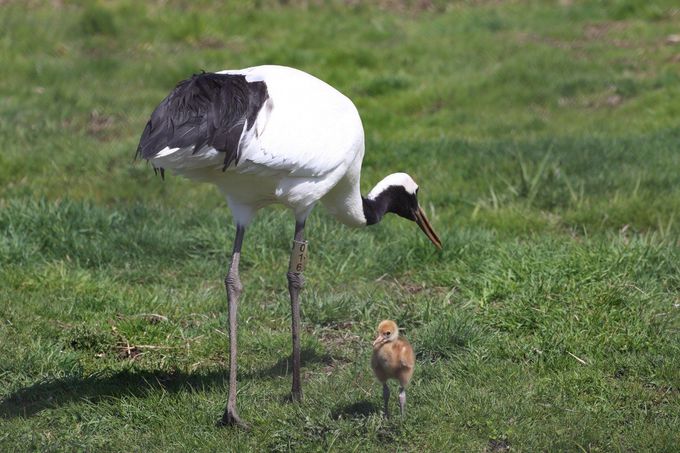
[{"left": 149, "top": 65, "right": 366, "bottom": 227}]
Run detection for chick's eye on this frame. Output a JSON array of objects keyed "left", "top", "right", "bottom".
[{"left": 385, "top": 331, "right": 391, "bottom": 336}]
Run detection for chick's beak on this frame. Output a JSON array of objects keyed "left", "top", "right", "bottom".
[
  {"left": 373, "top": 334, "right": 385, "bottom": 347},
  {"left": 414, "top": 205, "right": 443, "bottom": 250}
]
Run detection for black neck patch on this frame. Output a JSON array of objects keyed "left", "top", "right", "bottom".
[
  {"left": 362, "top": 185, "right": 418, "bottom": 225},
  {"left": 136, "top": 72, "right": 269, "bottom": 171}
]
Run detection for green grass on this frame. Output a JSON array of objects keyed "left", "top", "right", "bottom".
[{"left": 1, "top": 0, "right": 679, "bottom": 451}]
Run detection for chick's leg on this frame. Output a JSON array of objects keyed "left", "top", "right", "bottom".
[
  {"left": 382, "top": 383, "right": 390, "bottom": 418},
  {"left": 398, "top": 386, "right": 406, "bottom": 416}
]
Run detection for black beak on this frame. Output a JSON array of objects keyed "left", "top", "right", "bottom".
[{"left": 414, "top": 206, "right": 442, "bottom": 250}]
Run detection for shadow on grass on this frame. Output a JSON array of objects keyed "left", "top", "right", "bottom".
[
  {"left": 331, "top": 400, "right": 379, "bottom": 419},
  {"left": 0, "top": 348, "right": 332, "bottom": 419},
  {"left": 249, "top": 347, "right": 335, "bottom": 379}
]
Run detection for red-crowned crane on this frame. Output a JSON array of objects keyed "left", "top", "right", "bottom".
[{"left": 136, "top": 65, "right": 442, "bottom": 428}]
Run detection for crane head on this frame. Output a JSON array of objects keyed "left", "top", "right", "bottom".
[
  {"left": 367, "top": 173, "right": 443, "bottom": 250},
  {"left": 373, "top": 320, "right": 399, "bottom": 348}
]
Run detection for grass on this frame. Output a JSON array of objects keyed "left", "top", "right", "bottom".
[{"left": 1, "top": 0, "right": 679, "bottom": 451}]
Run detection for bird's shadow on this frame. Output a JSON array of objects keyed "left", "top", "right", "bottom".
[
  {"left": 0, "top": 348, "right": 333, "bottom": 419},
  {"left": 331, "top": 400, "right": 379, "bottom": 420},
  {"left": 247, "top": 347, "right": 335, "bottom": 380}
]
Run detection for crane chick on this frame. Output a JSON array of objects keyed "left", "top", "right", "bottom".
[{"left": 371, "top": 320, "right": 415, "bottom": 417}]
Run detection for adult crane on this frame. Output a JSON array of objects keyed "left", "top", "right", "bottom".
[{"left": 136, "top": 65, "right": 442, "bottom": 427}]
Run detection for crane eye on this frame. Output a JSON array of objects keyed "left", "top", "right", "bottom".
[{"left": 384, "top": 331, "right": 391, "bottom": 336}]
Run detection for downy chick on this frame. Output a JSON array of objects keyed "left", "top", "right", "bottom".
[{"left": 371, "top": 320, "right": 415, "bottom": 417}]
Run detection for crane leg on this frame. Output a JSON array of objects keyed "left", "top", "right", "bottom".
[
  {"left": 287, "top": 220, "right": 307, "bottom": 402},
  {"left": 383, "top": 383, "right": 390, "bottom": 418},
  {"left": 219, "top": 225, "right": 248, "bottom": 429}
]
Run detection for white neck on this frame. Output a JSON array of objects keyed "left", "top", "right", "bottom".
[
  {"left": 322, "top": 185, "right": 367, "bottom": 227},
  {"left": 320, "top": 164, "right": 368, "bottom": 227}
]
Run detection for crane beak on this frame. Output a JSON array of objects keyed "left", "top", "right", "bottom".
[{"left": 414, "top": 206, "right": 443, "bottom": 250}]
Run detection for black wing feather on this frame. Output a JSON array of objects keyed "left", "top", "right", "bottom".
[{"left": 136, "top": 72, "right": 269, "bottom": 170}]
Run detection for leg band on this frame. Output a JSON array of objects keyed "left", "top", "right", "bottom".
[{"left": 289, "top": 240, "right": 308, "bottom": 273}]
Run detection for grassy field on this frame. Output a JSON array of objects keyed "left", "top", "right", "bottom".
[{"left": 1, "top": 0, "right": 679, "bottom": 450}]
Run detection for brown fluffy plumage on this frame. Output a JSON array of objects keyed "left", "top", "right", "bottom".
[{"left": 371, "top": 320, "right": 415, "bottom": 417}]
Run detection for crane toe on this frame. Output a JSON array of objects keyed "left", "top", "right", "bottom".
[{"left": 217, "top": 410, "right": 251, "bottom": 430}]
